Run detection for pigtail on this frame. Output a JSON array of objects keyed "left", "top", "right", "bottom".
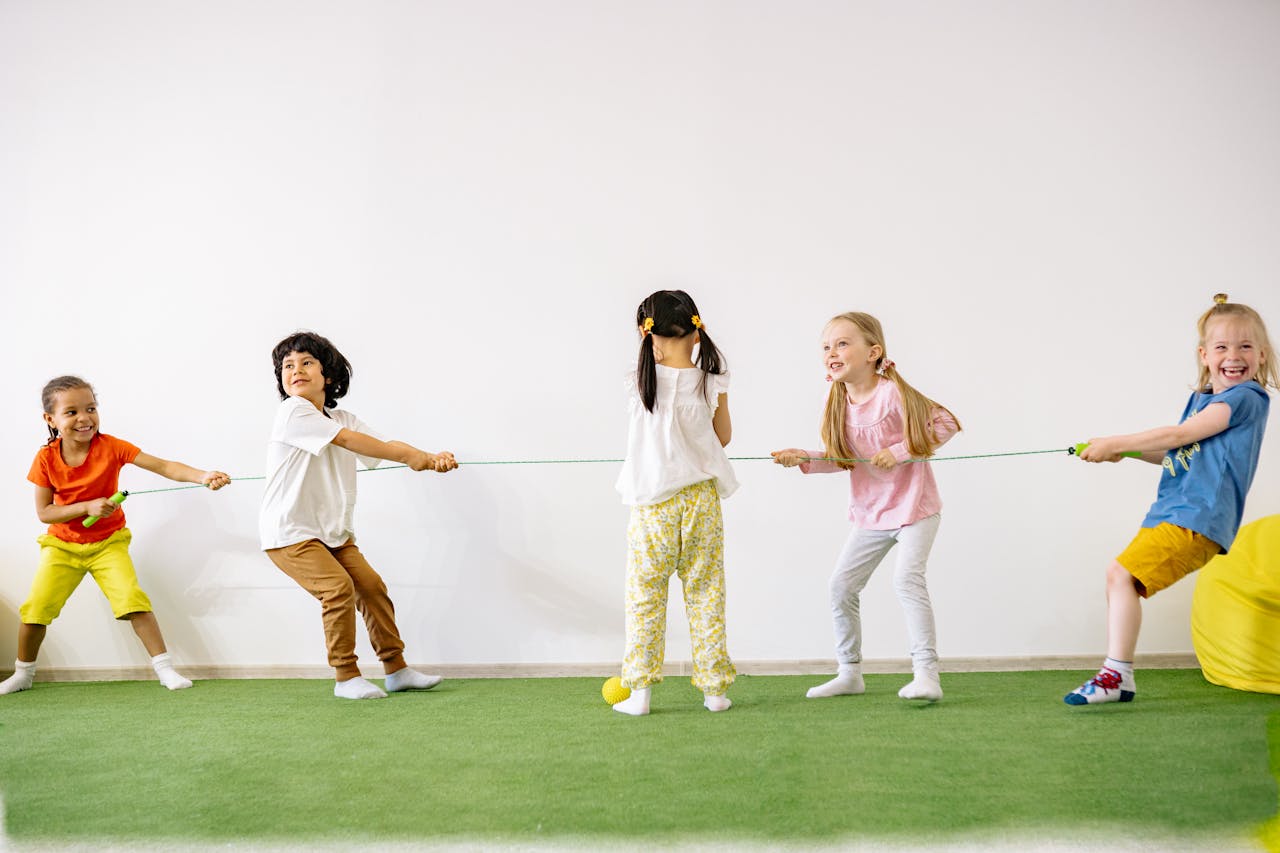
[
  {"left": 694, "top": 324, "right": 726, "bottom": 407},
  {"left": 636, "top": 332, "right": 659, "bottom": 412},
  {"left": 882, "top": 362, "right": 961, "bottom": 458},
  {"left": 820, "top": 381, "right": 855, "bottom": 469}
]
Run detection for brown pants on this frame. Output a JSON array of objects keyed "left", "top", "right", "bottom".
[{"left": 266, "top": 539, "right": 406, "bottom": 681}]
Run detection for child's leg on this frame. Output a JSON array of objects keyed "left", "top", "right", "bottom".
[
  {"left": 3, "top": 536, "right": 94, "bottom": 695},
  {"left": 807, "top": 526, "right": 895, "bottom": 698},
  {"left": 267, "top": 539, "right": 384, "bottom": 698},
  {"left": 1065, "top": 561, "right": 1141, "bottom": 706},
  {"left": 675, "top": 483, "right": 735, "bottom": 710},
  {"left": 1105, "top": 561, "right": 1142, "bottom": 662},
  {"left": 0, "top": 624, "right": 47, "bottom": 695},
  {"left": 124, "top": 612, "right": 192, "bottom": 690},
  {"left": 83, "top": 533, "right": 190, "bottom": 690},
  {"left": 126, "top": 610, "right": 166, "bottom": 656},
  {"left": 327, "top": 543, "right": 441, "bottom": 692},
  {"left": 617, "top": 500, "right": 679, "bottom": 715},
  {"left": 17, "top": 623, "right": 47, "bottom": 662},
  {"left": 892, "top": 514, "right": 944, "bottom": 701}
]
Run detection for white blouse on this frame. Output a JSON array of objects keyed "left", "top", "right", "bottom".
[{"left": 615, "top": 364, "right": 739, "bottom": 507}]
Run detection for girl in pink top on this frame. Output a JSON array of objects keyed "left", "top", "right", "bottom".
[{"left": 774, "top": 312, "right": 960, "bottom": 702}]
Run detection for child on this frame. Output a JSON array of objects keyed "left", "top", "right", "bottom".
[
  {"left": 773, "top": 312, "right": 960, "bottom": 702},
  {"left": 0, "top": 376, "right": 230, "bottom": 695},
  {"left": 1065, "top": 293, "right": 1275, "bottom": 706},
  {"left": 260, "top": 331, "right": 458, "bottom": 700},
  {"left": 613, "top": 290, "right": 738, "bottom": 715}
]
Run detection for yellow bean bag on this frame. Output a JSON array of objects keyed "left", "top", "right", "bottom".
[{"left": 1192, "top": 514, "right": 1280, "bottom": 694}]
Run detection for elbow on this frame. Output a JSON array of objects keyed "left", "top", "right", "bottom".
[{"left": 717, "top": 428, "right": 732, "bottom": 447}]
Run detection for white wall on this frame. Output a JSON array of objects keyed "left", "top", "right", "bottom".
[{"left": 1, "top": 1, "right": 1278, "bottom": 674}]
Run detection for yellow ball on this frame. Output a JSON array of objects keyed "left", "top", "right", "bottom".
[{"left": 601, "top": 676, "right": 631, "bottom": 705}]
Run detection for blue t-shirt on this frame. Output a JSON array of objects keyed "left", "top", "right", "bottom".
[{"left": 1142, "top": 380, "right": 1270, "bottom": 552}]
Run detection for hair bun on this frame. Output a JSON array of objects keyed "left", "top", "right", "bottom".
[{"left": 1213, "top": 293, "right": 1229, "bottom": 304}]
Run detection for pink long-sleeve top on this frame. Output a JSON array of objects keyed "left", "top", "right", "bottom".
[{"left": 800, "top": 378, "right": 959, "bottom": 530}]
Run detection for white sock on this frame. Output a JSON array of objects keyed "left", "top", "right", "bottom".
[
  {"left": 1104, "top": 657, "right": 1135, "bottom": 677},
  {"left": 704, "top": 693, "right": 732, "bottom": 712},
  {"left": 806, "top": 664, "right": 865, "bottom": 698},
  {"left": 898, "top": 667, "right": 942, "bottom": 702},
  {"left": 384, "top": 667, "right": 443, "bottom": 692},
  {"left": 613, "top": 686, "right": 650, "bottom": 716},
  {"left": 334, "top": 676, "right": 387, "bottom": 700},
  {"left": 0, "top": 660, "right": 37, "bottom": 695},
  {"left": 151, "top": 653, "right": 193, "bottom": 691}
]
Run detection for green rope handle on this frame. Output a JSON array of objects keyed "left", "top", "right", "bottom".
[{"left": 124, "top": 446, "right": 1072, "bottom": 495}]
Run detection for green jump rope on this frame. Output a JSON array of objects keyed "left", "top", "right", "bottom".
[{"left": 96, "top": 443, "right": 1139, "bottom": 505}]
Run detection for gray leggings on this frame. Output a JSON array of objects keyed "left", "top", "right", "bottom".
[{"left": 827, "top": 512, "right": 941, "bottom": 670}]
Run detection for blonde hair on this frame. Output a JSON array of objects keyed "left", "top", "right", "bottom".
[
  {"left": 1195, "top": 293, "right": 1278, "bottom": 393},
  {"left": 820, "top": 312, "right": 960, "bottom": 469}
]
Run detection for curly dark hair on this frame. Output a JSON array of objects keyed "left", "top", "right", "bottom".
[{"left": 271, "top": 331, "right": 352, "bottom": 409}]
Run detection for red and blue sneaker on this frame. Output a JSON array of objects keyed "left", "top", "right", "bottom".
[{"left": 1064, "top": 666, "right": 1135, "bottom": 705}]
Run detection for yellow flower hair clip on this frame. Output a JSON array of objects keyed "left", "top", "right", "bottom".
[
  {"left": 642, "top": 317, "right": 655, "bottom": 332},
  {"left": 690, "top": 315, "right": 702, "bottom": 329}
]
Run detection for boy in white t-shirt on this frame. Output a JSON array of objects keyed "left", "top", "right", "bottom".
[{"left": 260, "top": 331, "right": 458, "bottom": 700}]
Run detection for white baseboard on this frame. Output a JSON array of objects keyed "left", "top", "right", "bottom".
[{"left": 13, "top": 653, "right": 1199, "bottom": 683}]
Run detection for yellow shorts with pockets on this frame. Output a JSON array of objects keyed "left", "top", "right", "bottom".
[
  {"left": 19, "top": 529, "right": 152, "bottom": 624},
  {"left": 1116, "top": 522, "right": 1221, "bottom": 598}
]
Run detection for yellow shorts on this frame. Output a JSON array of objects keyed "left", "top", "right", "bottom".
[
  {"left": 19, "top": 529, "right": 152, "bottom": 624},
  {"left": 1116, "top": 523, "right": 1221, "bottom": 598}
]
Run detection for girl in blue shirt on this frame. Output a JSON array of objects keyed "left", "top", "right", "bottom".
[{"left": 1066, "top": 293, "right": 1276, "bottom": 706}]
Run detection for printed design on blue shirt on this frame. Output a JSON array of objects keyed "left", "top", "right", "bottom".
[{"left": 1162, "top": 441, "right": 1200, "bottom": 477}]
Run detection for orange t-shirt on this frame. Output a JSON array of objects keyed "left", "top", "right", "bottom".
[{"left": 28, "top": 434, "right": 140, "bottom": 544}]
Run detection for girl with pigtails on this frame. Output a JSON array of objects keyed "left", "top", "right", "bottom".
[
  {"left": 774, "top": 312, "right": 960, "bottom": 702},
  {"left": 612, "top": 290, "right": 738, "bottom": 716}
]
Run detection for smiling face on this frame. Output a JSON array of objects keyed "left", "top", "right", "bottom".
[
  {"left": 1200, "top": 316, "right": 1264, "bottom": 394},
  {"left": 822, "top": 318, "right": 881, "bottom": 384},
  {"left": 279, "top": 350, "right": 331, "bottom": 410},
  {"left": 44, "top": 386, "right": 99, "bottom": 447}
]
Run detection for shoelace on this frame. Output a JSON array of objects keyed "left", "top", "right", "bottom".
[{"left": 1089, "top": 668, "right": 1123, "bottom": 691}]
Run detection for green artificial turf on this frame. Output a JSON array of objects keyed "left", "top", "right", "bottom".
[{"left": 0, "top": 671, "right": 1276, "bottom": 846}]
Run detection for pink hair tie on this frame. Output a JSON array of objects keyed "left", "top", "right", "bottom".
[{"left": 881, "top": 359, "right": 895, "bottom": 372}]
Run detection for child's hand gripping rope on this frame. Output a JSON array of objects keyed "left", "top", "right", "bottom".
[
  {"left": 82, "top": 491, "right": 128, "bottom": 528},
  {"left": 1069, "top": 442, "right": 1143, "bottom": 463}
]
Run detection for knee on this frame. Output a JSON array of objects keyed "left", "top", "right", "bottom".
[
  {"left": 319, "top": 577, "right": 356, "bottom": 607},
  {"left": 893, "top": 571, "right": 928, "bottom": 597},
  {"left": 1106, "top": 562, "right": 1138, "bottom": 591}
]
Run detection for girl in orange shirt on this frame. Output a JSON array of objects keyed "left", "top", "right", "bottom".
[{"left": 0, "top": 375, "right": 230, "bottom": 695}]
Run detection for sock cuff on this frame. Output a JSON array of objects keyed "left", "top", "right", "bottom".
[
  {"left": 150, "top": 653, "right": 172, "bottom": 667},
  {"left": 14, "top": 659, "right": 36, "bottom": 671}
]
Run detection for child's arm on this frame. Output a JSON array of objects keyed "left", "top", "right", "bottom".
[
  {"left": 1079, "top": 402, "right": 1231, "bottom": 463},
  {"left": 871, "top": 407, "right": 961, "bottom": 469},
  {"left": 771, "top": 448, "right": 844, "bottom": 472},
  {"left": 332, "top": 429, "right": 457, "bottom": 473},
  {"left": 34, "top": 485, "right": 122, "bottom": 525},
  {"left": 132, "top": 453, "right": 231, "bottom": 489},
  {"left": 712, "top": 394, "right": 732, "bottom": 447}
]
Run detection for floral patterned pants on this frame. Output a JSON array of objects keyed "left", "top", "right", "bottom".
[{"left": 623, "top": 480, "right": 736, "bottom": 694}]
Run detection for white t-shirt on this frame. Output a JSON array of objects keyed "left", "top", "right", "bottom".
[
  {"left": 259, "top": 396, "right": 383, "bottom": 550},
  {"left": 615, "top": 365, "right": 739, "bottom": 507}
]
